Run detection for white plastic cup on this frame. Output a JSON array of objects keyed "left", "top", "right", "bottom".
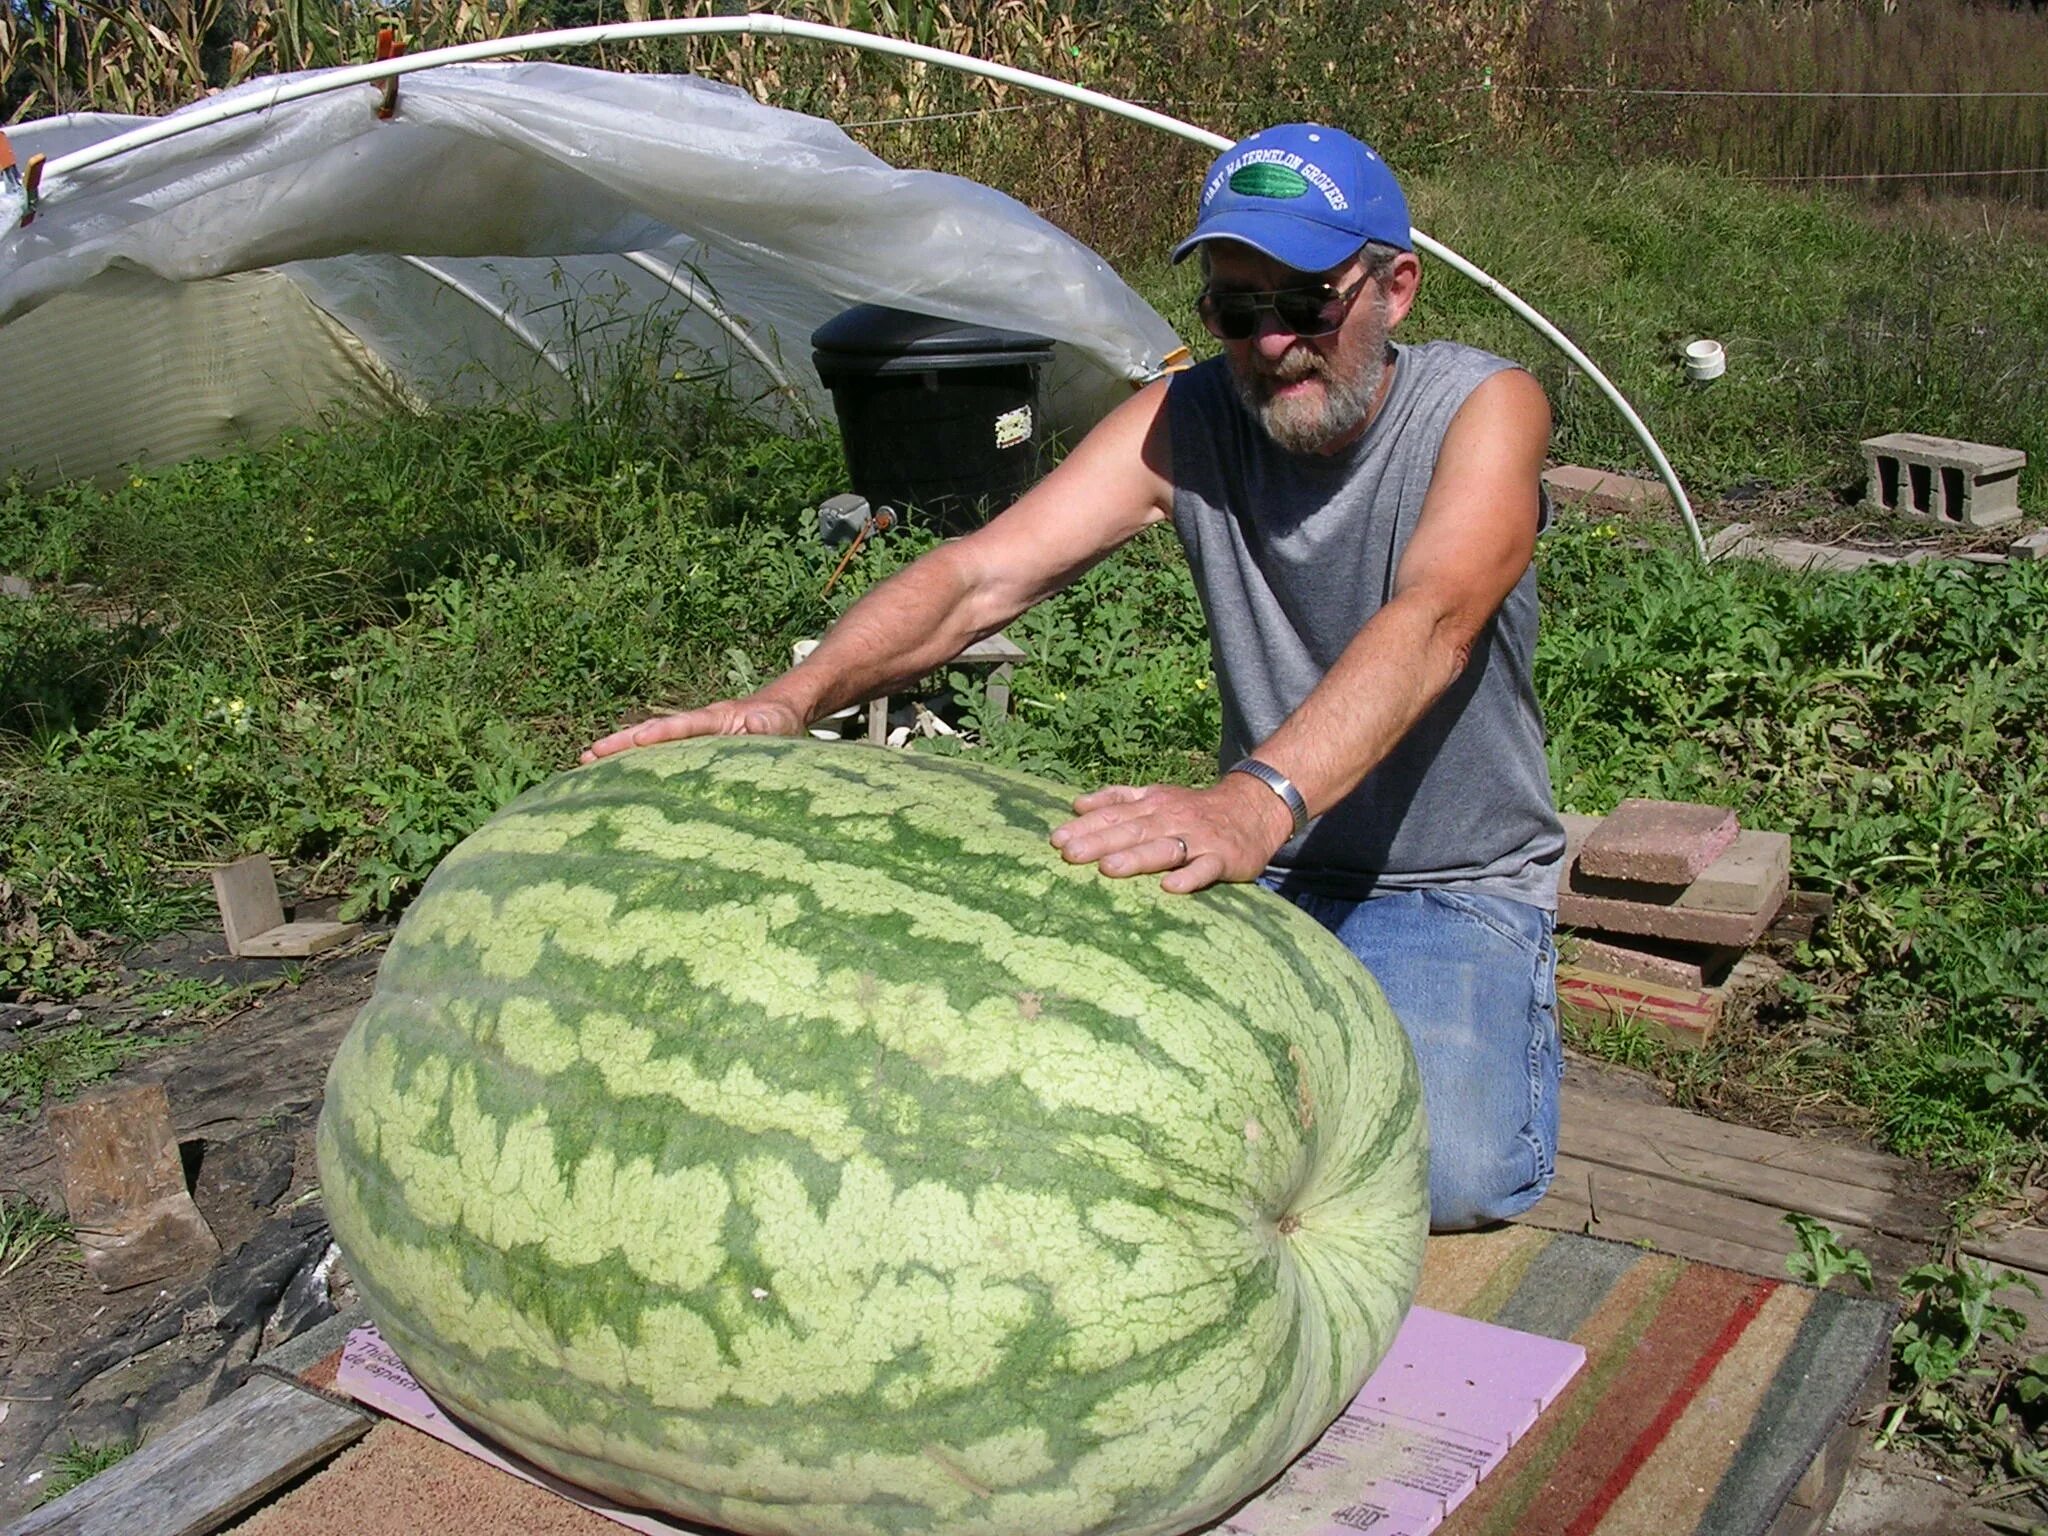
[{"left": 1683, "top": 339, "right": 1726, "bottom": 384}]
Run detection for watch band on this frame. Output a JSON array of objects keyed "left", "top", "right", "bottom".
[{"left": 1228, "top": 757, "right": 1310, "bottom": 837}]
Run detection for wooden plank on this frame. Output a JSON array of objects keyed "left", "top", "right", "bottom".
[
  {"left": 956, "top": 631, "right": 1026, "bottom": 663},
  {"left": 1560, "top": 1117, "right": 1938, "bottom": 1242},
  {"left": 9, "top": 1374, "right": 370, "bottom": 1536},
  {"left": 1521, "top": 1171, "right": 1798, "bottom": 1279},
  {"left": 1960, "top": 1222, "right": 2048, "bottom": 1273},
  {"left": 235, "top": 919, "right": 360, "bottom": 958},
  {"left": 1561, "top": 1080, "right": 1915, "bottom": 1194},
  {"left": 47, "top": 1083, "right": 220, "bottom": 1291},
  {"left": 1546, "top": 1152, "right": 1823, "bottom": 1256},
  {"left": 210, "top": 856, "right": 285, "bottom": 957}
]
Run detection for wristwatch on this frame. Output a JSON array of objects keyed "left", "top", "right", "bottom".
[{"left": 1228, "top": 757, "right": 1310, "bottom": 837}]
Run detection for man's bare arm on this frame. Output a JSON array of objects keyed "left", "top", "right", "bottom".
[
  {"left": 583, "top": 379, "right": 1175, "bottom": 761},
  {"left": 1051, "top": 368, "right": 1551, "bottom": 888},
  {"left": 1246, "top": 367, "right": 1549, "bottom": 812}
]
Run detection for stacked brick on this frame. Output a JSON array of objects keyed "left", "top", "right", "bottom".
[{"left": 1554, "top": 800, "right": 1793, "bottom": 1047}]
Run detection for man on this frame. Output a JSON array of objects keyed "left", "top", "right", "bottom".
[{"left": 585, "top": 123, "right": 1564, "bottom": 1232}]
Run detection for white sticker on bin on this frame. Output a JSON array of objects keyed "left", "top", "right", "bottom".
[{"left": 994, "top": 404, "right": 1033, "bottom": 450}]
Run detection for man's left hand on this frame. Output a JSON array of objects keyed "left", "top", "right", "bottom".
[{"left": 1049, "top": 775, "right": 1296, "bottom": 894}]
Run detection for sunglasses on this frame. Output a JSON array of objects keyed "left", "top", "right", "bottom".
[{"left": 1196, "top": 274, "right": 1372, "bottom": 342}]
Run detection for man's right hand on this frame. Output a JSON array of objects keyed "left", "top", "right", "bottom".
[{"left": 580, "top": 696, "right": 806, "bottom": 764}]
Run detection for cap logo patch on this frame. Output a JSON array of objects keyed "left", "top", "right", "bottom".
[{"left": 1229, "top": 162, "right": 1310, "bottom": 200}]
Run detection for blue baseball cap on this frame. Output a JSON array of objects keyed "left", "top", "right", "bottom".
[{"left": 1171, "top": 124, "right": 1412, "bottom": 273}]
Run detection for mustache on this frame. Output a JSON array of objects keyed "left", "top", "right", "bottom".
[{"left": 1253, "top": 350, "right": 1328, "bottom": 385}]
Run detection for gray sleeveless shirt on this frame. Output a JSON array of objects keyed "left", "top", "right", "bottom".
[{"left": 1166, "top": 339, "right": 1564, "bottom": 908}]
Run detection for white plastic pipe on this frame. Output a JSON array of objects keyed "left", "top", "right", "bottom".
[
  {"left": 618, "top": 250, "right": 820, "bottom": 428},
  {"left": 34, "top": 15, "right": 1704, "bottom": 556},
  {"left": 397, "top": 255, "right": 577, "bottom": 383}
]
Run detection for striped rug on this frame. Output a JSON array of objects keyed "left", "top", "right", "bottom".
[{"left": 1418, "top": 1225, "right": 1894, "bottom": 1536}]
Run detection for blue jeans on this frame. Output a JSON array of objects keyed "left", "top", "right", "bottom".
[{"left": 1268, "top": 882, "right": 1561, "bottom": 1232}]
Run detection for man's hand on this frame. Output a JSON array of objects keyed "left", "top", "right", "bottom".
[
  {"left": 580, "top": 696, "right": 805, "bottom": 763},
  {"left": 1049, "top": 774, "right": 1295, "bottom": 894}
]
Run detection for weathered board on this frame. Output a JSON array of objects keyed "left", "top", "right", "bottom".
[{"left": 9, "top": 1374, "right": 370, "bottom": 1536}]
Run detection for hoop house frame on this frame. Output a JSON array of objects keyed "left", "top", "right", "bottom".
[{"left": 34, "top": 15, "right": 1703, "bottom": 556}]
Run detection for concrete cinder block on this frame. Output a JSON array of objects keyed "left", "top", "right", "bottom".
[
  {"left": 1579, "top": 798, "right": 1738, "bottom": 886},
  {"left": 2009, "top": 529, "right": 2048, "bottom": 561},
  {"left": 1861, "top": 432, "right": 2023, "bottom": 528},
  {"left": 1542, "top": 465, "right": 1673, "bottom": 517}
]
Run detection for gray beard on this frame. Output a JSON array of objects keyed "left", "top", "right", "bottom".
[{"left": 1231, "top": 307, "right": 1391, "bottom": 455}]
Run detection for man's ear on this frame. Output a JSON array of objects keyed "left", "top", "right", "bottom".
[{"left": 1381, "top": 251, "right": 1424, "bottom": 328}]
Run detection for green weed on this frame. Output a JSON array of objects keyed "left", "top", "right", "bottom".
[
  {"left": 1883, "top": 1256, "right": 2043, "bottom": 1489},
  {"left": 1782, "top": 1212, "right": 1875, "bottom": 1292},
  {"left": 1777, "top": 1219, "right": 2045, "bottom": 1502},
  {"left": 0, "top": 1193, "right": 70, "bottom": 1279},
  {"left": 29, "top": 1438, "right": 137, "bottom": 1509},
  {"left": 0, "top": 1025, "right": 172, "bottom": 1122},
  {"left": 1556, "top": 996, "right": 1667, "bottom": 1073},
  {"left": 126, "top": 974, "right": 239, "bottom": 1021}
]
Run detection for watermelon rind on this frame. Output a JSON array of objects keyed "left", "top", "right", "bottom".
[{"left": 317, "top": 737, "right": 1428, "bottom": 1536}]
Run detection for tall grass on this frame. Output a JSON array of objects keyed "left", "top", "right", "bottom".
[
  {"left": 11, "top": 0, "right": 2048, "bottom": 241},
  {"left": 1522, "top": 0, "right": 2048, "bottom": 207}
]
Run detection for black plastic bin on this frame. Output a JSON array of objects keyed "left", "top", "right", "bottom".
[{"left": 811, "top": 305, "right": 1056, "bottom": 536}]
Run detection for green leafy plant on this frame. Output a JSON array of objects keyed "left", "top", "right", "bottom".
[
  {"left": 1882, "top": 1257, "right": 2041, "bottom": 1448},
  {"left": 0, "top": 1025, "right": 175, "bottom": 1122},
  {"left": 1782, "top": 1213, "right": 1875, "bottom": 1292},
  {"left": 1944, "top": 1044, "right": 2048, "bottom": 1132},
  {"left": 127, "top": 974, "right": 237, "bottom": 1020}
]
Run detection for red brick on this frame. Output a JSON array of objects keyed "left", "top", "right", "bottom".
[
  {"left": 1558, "top": 814, "right": 1790, "bottom": 946},
  {"left": 1579, "top": 798, "right": 1738, "bottom": 886},
  {"left": 1566, "top": 935, "right": 1742, "bottom": 991}
]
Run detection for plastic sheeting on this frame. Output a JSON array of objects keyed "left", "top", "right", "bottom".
[{"left": 0, "top": 63, "right": 1185, "bottom": 483}]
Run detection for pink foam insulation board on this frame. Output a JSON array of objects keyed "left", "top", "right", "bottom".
[{"left": 336, "top": 1309, "right": 1583, "bottom": 1536}]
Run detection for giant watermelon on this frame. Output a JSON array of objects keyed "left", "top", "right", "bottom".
[{"left": 316, "top": 736, "right": 1427, "bottom": 1536}]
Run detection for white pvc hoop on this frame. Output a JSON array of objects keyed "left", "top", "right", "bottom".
[
  {"left": 33, "top": 15, "right": 1705, "bottom": 555},
  {"left": 397, "top": 255, "right": 577, "bottom": 382}
]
